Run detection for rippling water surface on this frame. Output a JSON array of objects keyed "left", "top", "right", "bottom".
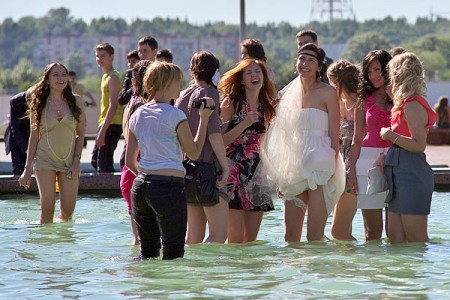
[{"left": 0, "top": 192, "right": 449, "bottom": 299}]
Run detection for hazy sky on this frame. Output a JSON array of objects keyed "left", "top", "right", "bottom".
[{"left": 2, "top": 0, "right": 450, "bottom": 25}]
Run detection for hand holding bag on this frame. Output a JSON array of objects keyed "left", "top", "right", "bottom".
[{"left": 366, "top": 165, "right": 388, "bottom": 195}]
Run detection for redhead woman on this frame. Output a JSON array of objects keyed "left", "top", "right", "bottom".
[
  {"left": 218, "top": 58, "right": 276, "bottom": 243},
  {"left": 19, "top": 63, "right": 85, "bottom": 224}
]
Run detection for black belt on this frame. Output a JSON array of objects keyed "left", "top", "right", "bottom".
[{"left": 138, "top": 174, "right": 184, "bottom": 184}]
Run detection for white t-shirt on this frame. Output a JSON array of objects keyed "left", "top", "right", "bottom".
[{"left": 128, "top": 102, "right": 187, "bottom": 173}]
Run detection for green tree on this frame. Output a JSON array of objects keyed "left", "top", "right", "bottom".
[
  {"left": 341, "top": 32, "right": 391, "bottom": 63},
  {"left": 0, "top": 68, "right": 15, "bottom": 92},
  {"left": 41, "top": 7, "right": 75, "bottom": 36},
  {"left": 13, "top": 58, "right": 39, "bottom": 91},
  {"left": 416, "top": 50, "right": 446, "bottom": 81},
  {"left": 406, "top": 35, "right": 450, "bottom": 80},
  {"left": 89, "top": 17, "right": 129, "bottom": 36},
  {"left": 64, "top": 52, "right": 86, "bottom": 77}
]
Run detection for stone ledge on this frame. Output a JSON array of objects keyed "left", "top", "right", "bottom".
[
  {"left": 0, "top": 173, "right": 121, "bottom": 194},
  {"left": 1, "top": 171, "right": 449, "bottom": 195},
  {"left": 427, "top": 128, "right": 450, "bottom": 145}
]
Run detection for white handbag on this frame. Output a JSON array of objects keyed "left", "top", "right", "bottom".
[{"left": 366, "top": 165, "right": 388, "bottom": 195}]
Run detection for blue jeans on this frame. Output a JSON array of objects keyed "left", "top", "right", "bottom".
[{"left": 131, "top": 174, "right": 187, "bottom": 260}]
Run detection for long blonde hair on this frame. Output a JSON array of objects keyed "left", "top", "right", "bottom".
[{"left": 388, "top": 52, "right": 426, "bottom": 115}]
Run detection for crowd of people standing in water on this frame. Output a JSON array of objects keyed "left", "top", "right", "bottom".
[{"left": 11, "top": 28, "right": 438, "bottom": 260}]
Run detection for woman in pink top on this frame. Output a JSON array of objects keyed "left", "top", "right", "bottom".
[
  {"left": 348, "top": 50, "right": 392, "bottom": 241},
  {"left": 380, "top": 52, "right": 437, "bottom": 243},
  {"left": 120, "top": 60, "right": 152, "bottom": 245}
]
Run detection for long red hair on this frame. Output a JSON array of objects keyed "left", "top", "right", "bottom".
[{"left": 218, "top": 59, "right": 276, "bottom": 122}]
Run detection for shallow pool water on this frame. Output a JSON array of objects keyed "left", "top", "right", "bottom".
[{"left": 0, "top": 192, "right": 449, "bottom": 299}]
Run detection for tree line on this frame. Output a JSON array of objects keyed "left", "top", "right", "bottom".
[{"left": 1, "top": 7, "right": 450, "bottom": 93}]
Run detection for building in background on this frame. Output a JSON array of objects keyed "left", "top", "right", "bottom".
[{"left": 32, "top": 33, "right": 239, "bottom": 74}]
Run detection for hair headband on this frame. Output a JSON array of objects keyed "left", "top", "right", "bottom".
[{"left": 298, "top": 51, "right": 318, "bottom": 60}]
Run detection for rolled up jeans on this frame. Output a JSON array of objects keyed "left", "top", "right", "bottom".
[{"left": 131, "top": 174, "right": 187, "bottom": 260}]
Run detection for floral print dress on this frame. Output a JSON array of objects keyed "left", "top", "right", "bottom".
[{"left": 224, "top": 98, "right": 273, "bottom": 211}]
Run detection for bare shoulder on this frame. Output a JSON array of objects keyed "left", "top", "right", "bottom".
[
  {"left": 109, "top": 74, "right": 120, "bottom": 83},
  {"left": 221, "top": 96, "right": 232, "bottom": 106},
  {"left": 319, "top": 83, "right": 338, "bottom": 104},
  {"left": 220, "top": 96, "right": 235, "bottom": 121},
  {"left": 404, "top": 100, "right": 427, "bottom": 119},
  {"left": 220, "top": 96, "right": 235, "bottom": 111},
  {"left": 320, "top": 82, "right": 337, "bottom": 96}
]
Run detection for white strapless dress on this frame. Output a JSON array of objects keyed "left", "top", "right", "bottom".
[{"left": 264, "top": 108, "right": 345, "bottom": 214}]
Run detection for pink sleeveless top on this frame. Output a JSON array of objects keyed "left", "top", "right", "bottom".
[
  {"left": 362, "top": 94, "right": 392, "bottom": 148},
  {"left": 391, "top": 96, "right": 438, "bottom": 137}
]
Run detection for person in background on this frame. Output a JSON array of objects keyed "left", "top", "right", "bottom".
[
  {"left": 434, "top": 96, "right": 449, "bottom": 128},
  {"left": 138, "top": 35, "right": 158, "bottom": 61},
  {"left": 126, "top": 62, "right": 214, "bottom": 260},
  {"left": 240, "top": 38, "right": 275, "bottom": 84},
  {"left": 296, "top": 29, "right": 333, "bottom": 84},
  {"left": 218, "top": 59, "right": 276, "bottom": 243},
  {"left": 68, "top": 70, "right": 96, "bottom": 148},
  {"left": 156, "top": 49, "right": 173, "bottom": 63},
  {"left": 18, "top": 63, "right": 85, "bottom": 224},
  {"left": 118, "top": 35, "right": 158, "bottom": 107},
  {"left": 327, "top": 60, "right": 360, "bottom": 241},
  {"left": 4, "top": 90, "right": 31, "bottom": 177},
  {"left": 389, "top": 46, "right": 406, "bottom": 57},
  {"left": 118, "top": 50, "right": 141, "bottom": 169},
  {"left": 175, "top": 51, "right": 229, "bottom": 244},
  {"left": 263, "top": 43, "right": 344, "bottom": 242},
  {"left": 118, "top": 50, "right": 140, "bottom": 106},
  {"left": 91, "top": 43, "right": 123, "bottom": 173},
  {"left": 120, "top": 60, "right": 152, "bottom": 245},
  {"left": 347, "top": 50, "right": 392, "bottom": 241},
  {"left": 380, "top": 52, "right": 438, "bottom": 243},
  {"left": 68, "top": 71, "right": 97, "bottom": 107}
]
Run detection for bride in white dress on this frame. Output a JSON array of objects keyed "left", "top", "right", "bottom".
[{"left": 262, "top": 43, "right": 345, "bottom": 242}]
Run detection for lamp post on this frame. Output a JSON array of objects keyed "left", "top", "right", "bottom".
[{"left": 239, "top": 0, "right": 246, "bottom": 41}]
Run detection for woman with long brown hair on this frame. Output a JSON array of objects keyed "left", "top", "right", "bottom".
[
  {"left": 218, "top": 58, "right": 276, "bottom": 243},
  {"left": 328, "top": 59, "right": 360, "bottom": 241},
  {"left": 19, "top": 63, "right": 85, "bottom": 224},
  {"left": 348, "top": 50, "right": 392, "bottom": 241}
]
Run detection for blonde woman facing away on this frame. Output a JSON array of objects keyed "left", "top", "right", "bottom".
[
  {"left": 380, "top": 52, "right": 437, "bottom": 243},
  {"left": 125, "top": 62, "right": 214, "bottom": 260}
]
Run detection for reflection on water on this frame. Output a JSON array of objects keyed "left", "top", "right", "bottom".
[{"left": 0, "top": 193, "right": 449, "bottom": 298}]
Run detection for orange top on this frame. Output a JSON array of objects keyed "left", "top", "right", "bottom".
[{"left": 391, "top": 96, "right": 438, "bottom": 137}]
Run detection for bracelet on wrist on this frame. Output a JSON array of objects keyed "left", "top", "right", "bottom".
[
  {"left": 393, "top": 135, "right": 400, "bottom": 145},
  {"left": 73, "top": 153, "right": 81, "bottom": 159}
]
